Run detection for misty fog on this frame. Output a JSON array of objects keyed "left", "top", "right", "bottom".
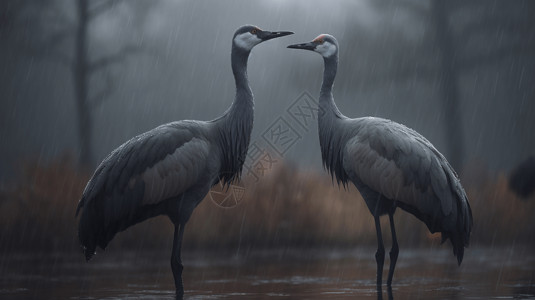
[{"left": 1, "top": 0, "right": 533, "bottom": 183}]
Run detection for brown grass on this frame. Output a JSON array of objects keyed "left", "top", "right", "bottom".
[{"left": 0, "top": 154, "right": 534, "bottom": 254}]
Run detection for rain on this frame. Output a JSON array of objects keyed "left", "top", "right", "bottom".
[{"left": 0, "top": 0, "right": 534, "bottom": 299}]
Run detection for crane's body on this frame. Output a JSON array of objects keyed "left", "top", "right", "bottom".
[
  {"left": 76, "top": 118, "right": 246, "bottom": 257},
  {"left": 76, "top": 25, "right": 292, "bottom": 299},
  {"left": 289, "top": 34, "right": 472, "bottom": 288}
]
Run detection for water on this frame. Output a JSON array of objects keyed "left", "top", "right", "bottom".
[{"left": 1, "top": 247, "right": 534, "bottom": 299}]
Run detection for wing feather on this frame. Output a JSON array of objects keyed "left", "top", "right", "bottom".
[
  {"left": 343, "top": 118, "right": 472, "bottom": 264},
  {"left": 76, "top": 122, "right": 211, "bottom": 259},
  {"left": 140, "top": 137, "right": 209, "bottom": 205},
  {"left": 344, "top": 118, "right": 460, "bottom": 222}
]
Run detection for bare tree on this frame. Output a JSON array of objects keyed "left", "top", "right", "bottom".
[
  {"left": 430, "top": 1, "right": 464, "bottom": 171},
  {"left": 73, "top": 0, "right": 147, "bottom": 165},
  {"left": 365, "top": 0, "right": 535, "bottom": 170},
  {"left": 4, "top": 0, "right": 150, "bottom": 166}
]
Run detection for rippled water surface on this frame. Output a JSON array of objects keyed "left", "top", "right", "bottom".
[{"left": 1, "top": 247, "right": 534, "bottom": 299}]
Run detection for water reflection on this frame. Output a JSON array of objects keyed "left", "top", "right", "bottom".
[
  {"left": 377, "top": 286, "right": 393, "bottom": 300},
  {"left": 0, "top": 247, "right": 534, "bottom": 299}
]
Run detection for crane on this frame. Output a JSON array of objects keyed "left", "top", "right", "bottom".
[
  {"left": 75, "top": 25, "right": 293, "bottom": 299},
  {"left": 288, "top": 34, "right": 473, "bottom": 288}
]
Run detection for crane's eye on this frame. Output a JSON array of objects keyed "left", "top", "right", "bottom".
[
  {"left": 251, "top": 28, "right": 257, "bottom": 34},
  {"left": 317, "top": 39, "right": 324, "bottom": 44}
]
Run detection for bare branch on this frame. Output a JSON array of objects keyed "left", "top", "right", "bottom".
[
  {"left": 88, "top": 44, "right": 141, "bottom": 73},
  {"left": 13, "top": 26, "right": 73, "bottom": 66}
]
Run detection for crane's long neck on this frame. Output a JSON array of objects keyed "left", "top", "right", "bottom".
[
  {"left": 319, "top": 55, "right": 343, "bottom": 118},
  {"left": 216, "top": 45, "right": 254, "bottom": 185},
  {"left": 231, "top": 46, "right": 253, "bottom": 96},
  {"left": 318, "top": 54, "right": 349, "bottom": 185}
]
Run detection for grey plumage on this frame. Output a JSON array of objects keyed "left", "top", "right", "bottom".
[
  {"left": 76, "top": 25, "right": 292, "bottom": 299},
  {"left": 289, "top": 34, "right": 472, "bottom": 287}
]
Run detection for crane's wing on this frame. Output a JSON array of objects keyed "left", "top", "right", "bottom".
[
  {"left": 76, "top": 122, "right": 210, "bottom": 259},
  {"left": 343, "top": 118, "right": 472, "bottom": 263}
]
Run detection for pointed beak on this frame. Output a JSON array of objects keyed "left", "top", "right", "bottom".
[
  {"left": 259, "top": 30, "right": 294, "bottom": 41},
  {"left": 287, "top": 41, "right": 316, "bottom": 51}
]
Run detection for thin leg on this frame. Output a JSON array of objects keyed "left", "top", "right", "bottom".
[
  {"left": 376, "top": 285, "right": 383, "bottom": 300},
  {"left": 171, "top": 224, "right": 185, "bottom": 300},
  {"left": 387, "top": 213, "right": 399, "bottom": 286},
  {"left": 374, "top": 216, "right": 385, "bottom": 288}
]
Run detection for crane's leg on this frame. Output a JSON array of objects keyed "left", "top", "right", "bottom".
[
  {"left": 171, "top": 224, "right": 185, "bottom": 300},
  {"left": 386, "top": 212, "right": 399, "bottom": 286},
  {"left": 374, "top": 216, "right": 385, "bottom": 287}
]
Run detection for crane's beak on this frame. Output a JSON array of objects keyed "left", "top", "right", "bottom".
[
  {"left": 287, "top": 41, "right": 316, "bottom": 51},
  {"left": 259, "top": 31, "right": 294, "bottom": 41}
]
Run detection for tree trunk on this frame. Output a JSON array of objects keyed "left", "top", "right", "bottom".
[
  {"left": 431, "top": 1, "right": 464, "bottom": 171},
  {"left": 74, "top": 0, "right": 93, "bottom": 166}
]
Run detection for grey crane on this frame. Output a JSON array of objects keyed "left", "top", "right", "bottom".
[
  {"left": 288, "top": 34, "right": 473, "bottom": 288},
  {"left": 75, "top": 25, "right": 293, "bottom": 299}
]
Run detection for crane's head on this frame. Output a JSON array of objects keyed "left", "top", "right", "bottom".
[
  {"left": 287, "top": 34, "right": 338, "bottom": 58},
  {"left": 233, "top": 25, "right": 293, "bottom": 51}
]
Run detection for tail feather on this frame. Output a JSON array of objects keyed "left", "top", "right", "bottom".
[
  {"left": 78, "top": 201, "right": 100, "bottom": 261},
  {"left": 78, "top": 202, "right": 125, "bottom": 262},
  {"left": 77, "top": 190, "right": 165, "bottom": 262},
  {"left": 450, "top": 232, "right": 465, "bottom": 265},
  {"left": 440, "top": 231, "right": 464, "bottom": 265},
  {"left": 77, "top": 195, "right": 119, "bottom": 261},
  {"left": 402, "top": 191, "right": 472, "bottom": 266},
  {"left": 442, "top": 160, "right": 473, "bottom": 265},
  {"left": 445, "top": 192, "right": 473, "bottom": 266}
]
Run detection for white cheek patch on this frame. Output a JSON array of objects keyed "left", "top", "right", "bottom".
[
  {"left": 234, "top": 32, "right": 262, "bottom": 50},
  {"left": 315, "top": 41, "right": 337, "bottom": 57}
]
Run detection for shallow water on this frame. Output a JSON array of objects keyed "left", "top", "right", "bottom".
[{"left": 1, "top": 246, "right": 534, "bottom": 299}]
